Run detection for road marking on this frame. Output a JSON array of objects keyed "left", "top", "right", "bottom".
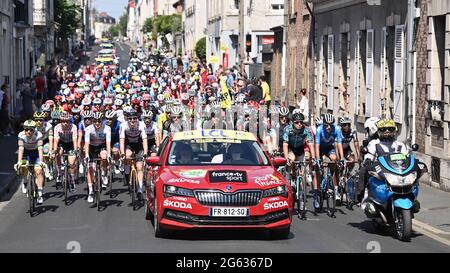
[
  {"left": 413, "top": 219, "right": 450, "bottom": 246},
  {"left": 413, "top": 219, "right": 450, "bottom": 235},
  {"left": 0, "top": 172, "right": 11, "bottom": 175}
]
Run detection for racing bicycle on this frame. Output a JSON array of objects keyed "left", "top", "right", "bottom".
[
  {"left": 292, "top": 160, "right": 312, "bottom": 220},
  {"left": 318, "top": 159, "right": 338, "bottom": 218},
  {"left": 17, "top": 160, "right": 38, "bottom": 217}
]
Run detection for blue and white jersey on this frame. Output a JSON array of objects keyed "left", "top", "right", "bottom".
[{"left": 315, "top": 125, "right": 343, "bottom": 149}]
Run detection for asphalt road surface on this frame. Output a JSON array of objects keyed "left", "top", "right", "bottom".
[{"left": 0, "top": 43, "right": 448, "bottom": 253}]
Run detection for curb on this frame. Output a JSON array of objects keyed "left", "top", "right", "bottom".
[
  {"left": 413, "top": 219, "right": 450, "bottom": 246},
  {"left": 0, "top": 173, "right": 18, "bottom": 199}
]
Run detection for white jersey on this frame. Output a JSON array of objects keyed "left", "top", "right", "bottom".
[
  {"left": 36, "top": 122, "right": 53, "bottom": 142},
  {"left": 119, "top": 121, "right": 147, "bottom": 144},
  {"left": 54, "top": 123, "right": 77, "bottom": 143},
  {"left": 18, "top": 130, "right": 43, "bottom": 150},
  {"left": 145, "top": 121, "right": 158, "bottom": 139},
  {"left": 85, "top": 124, "right": 111, "bottom": 146}
]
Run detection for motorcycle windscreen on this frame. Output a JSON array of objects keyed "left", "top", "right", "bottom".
[{"left": 378, "top": 154, "right": 415, "bottom": 175}]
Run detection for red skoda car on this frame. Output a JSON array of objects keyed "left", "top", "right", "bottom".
[{"left": 145, "top": 130, "right": 293, "bottom": 238}]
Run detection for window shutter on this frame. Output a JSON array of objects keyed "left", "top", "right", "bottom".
[
  {"left": 327, "top": 35, "right": 334, "bottom": 110},
  {"left": 393, "top": 25, "right": 405, "bottom": 123},
  {"left": 354, "top": 31, "right": 360, "bottom": 115},
  {"left": 380, "top": 27, "right": 387, "bottom": 115},
  {"left": 365, "top": 29, "right": 374, "bottom": 117},
  {"left": 319, "top": 35, "right": 324, "bottom": 110}
]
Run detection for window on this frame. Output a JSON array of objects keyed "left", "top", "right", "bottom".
[
  {"left": 271, "top": 4, "right": 284, "bottom": 10},
  {"left": 233, "top": 0, "right": 239, "bottom": 9}
]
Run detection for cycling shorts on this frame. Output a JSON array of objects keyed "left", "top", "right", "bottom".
[
  {"left": 126, "top": 144, "right": 145, "bottom": 162},
  {"left": 59, "top": 142, "right": 75, "bottom": 153},
  {"left": 89, "top": 144, "right": 107, "bottom": 161},
  {"left": 24, "top": 149, "right": 41, "bottom": 166},
  {"left": 320, "top": 146, "right": 336, "bottom": 158}
]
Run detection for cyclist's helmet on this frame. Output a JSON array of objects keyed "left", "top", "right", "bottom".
[
  {"left": 315, "top": 116, "right": 323, "bottom": 126},
  {"left": 51, "top": 110, "right": 61, "bottom": 120},
  {"left": 128, "top": 109, "right": 138, "bottom": 118},
  {"left": 83, "top": 110, "right": 94, "bottom": 119},
  {"left": 278, "top": 106, "right": 289, "bottom": 117},
  {"left": 41, "top": 104, "right": 51, "bottom": 112},
  {"left": 211, "top": 101, "right": 220, "bottom": 108},
  {"left": 157, "top": 94, "right": 164, "bottom": 101},
  {"left": 103, "top": 98, "right": 113, "bottom": 105},
  {"left": 114, "top": 99, "right": 124, "bottom": 106},
  {"left": 292, "top": 112, "right": 305, "bottom": 122},
  {"left": 171, "top": 106, "right": 182, "bottom": 116},
  {"left": 82, "top": 97, "right": 92, "bottom": 106},
  {"left": 142, "top": 110, "right": 153, "bottom": 119},
  {"left": 60, "top": 111, "right": 70, "bottom": 121},
  {"left": 323, "top": 113, "right": 335, "bottom": 125},
  {"left": 292, "top": 108, "right": 301, "bottom": 115},
  {"left": 33, "top": 111, "right": 46, "bottom": 120},
  {"left": 105, "top": 110, "right": 116, "bottom": 119},
  {"left": 339, "top": 116, "right": 351, "bottom": 126},
  {"left": 142, "top": 94, "right": 151, "bottom": 101},
  {"left": 23, "top": 120, "right": 36, "bottom": 129},
  {"left": 92, "top": 112, "right": 104, "bottom": 120},
  {"left": 71, "top": 106, "right": 81, "bottom": 114}
]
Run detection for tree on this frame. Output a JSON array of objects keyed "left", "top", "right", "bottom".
[
  {"left": 142, "top": 18, "right": 153, "bottom": 34},
  {"left": 54, "top": 0, "right": 82, "bottom": 54},
  {"left": 107, "top": 25, "right": 119, "bottom": 37},
  {"left": 195, "top": 37, "right": 206, "bottom": 63},
  {"left": 154, "top": 14, "right": 182, "bottom": 35},
  {"left": 118, "top": 13, "right": 128, "bottom": 36},
  {"left": 154, "top": 14, "right": 182, "bottom": 47}
]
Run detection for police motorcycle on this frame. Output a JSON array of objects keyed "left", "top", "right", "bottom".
[{"left": 362, "top": 144, "right": 427, "bottom": 241}]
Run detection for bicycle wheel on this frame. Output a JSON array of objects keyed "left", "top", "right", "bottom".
[
  {"left": 326, "top": 175, "right": 336, "bottom": 217},
  {"left": 96, "top": 163, "right": 101, "bottom": 211},
  {"left": 28, "top": 173, "right": 35, "bottom": 217},
  {"left": 130, "top": 168, "right": 137, "bottom": 210},
  {"left": 109, "top": 164, "right": 114, "bottom": 199},
  {"left": 64, "top": 160, "right": 69, "bottom": 205},
  {"left": 297, "top": 175, "right": 307, "bottom": 219}
]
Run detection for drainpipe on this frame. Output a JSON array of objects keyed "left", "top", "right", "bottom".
[
  {"left": 281, "top": 0, "right": 288, "bottom": 104},
  {"left": 407, "top": 0, "right": 416, "bottom": 145}
]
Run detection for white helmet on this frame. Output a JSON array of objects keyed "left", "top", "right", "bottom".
[
  {"left": 364, "top": 116, "right": 381, "bottom": 137},
  {"left": 292, "top": 108, "right": 301, "bottom": 115},
  {"left": 105, "top": 110, "right": 116, "bottom": 119},
  {"left": 171, "top": 106, "right": 182, "bottom": 116},
  {"left": 315, "top": 116, "right": 323, "bottom": 126}
]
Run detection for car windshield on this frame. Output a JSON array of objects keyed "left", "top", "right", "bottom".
[{"left": 166, "top": 140, "right": 270, "bottom": 166}]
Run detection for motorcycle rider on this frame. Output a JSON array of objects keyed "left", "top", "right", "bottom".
[
  {"left": 355, "top": 116, "right": 380, "bottom": 203},
  {"left": 360, "top": 118, "right": 408, "bottom": 210}
]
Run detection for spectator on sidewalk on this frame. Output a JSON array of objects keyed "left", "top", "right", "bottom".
[
  {"left": 34, "top": 71, "right": 46, "bottom": 109},
  {"left": 46, "top": 61, "right": 60, "bottom": 100},
  {"left": 0, "top": 83, "right": 10, "bottom": 136},
  {"left": 259, "top": 75, "right": 271, "bottom": 107},
  {"left": 296, "top": 88, "right": 309, "bottom": 119},
  {"left": 21, "top": 78, "right": 36, "bottom": 120}
]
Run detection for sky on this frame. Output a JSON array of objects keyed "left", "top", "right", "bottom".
[{"left": 92, "top": 0, "right": 129, "bottom": 21}]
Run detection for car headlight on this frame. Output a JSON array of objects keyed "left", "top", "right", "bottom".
[
  {"left": 163, "top": 185, "right": 195, "bottom": 198},
  {"left": 384, "top": 173, "right": 417, "bottom": 186},
  {"left": 263, "top": 185, "right": 288, "bottom": 198}
]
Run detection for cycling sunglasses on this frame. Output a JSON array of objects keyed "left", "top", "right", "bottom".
[
  {"left": 24, "top": 128, "right": 34, "bottom": 132},
  {"left": 128, "top": 117, "right": 138, "bottom": 121},
  {"left": 172, "top": 116, "right": 181, "bottom": 119},
  {"left": 294, "top": 121, "right": 302, "bottom": 125}
]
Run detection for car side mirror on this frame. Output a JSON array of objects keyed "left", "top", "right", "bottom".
[
  {"left": 146, "top": 156, "right": 160, "bottom": 166},
  {"left": 272, "top": 157, "right": 287, "bottom": 167},
  {"left": 412, "top": 144, "right": 419, "bottom": 151}
]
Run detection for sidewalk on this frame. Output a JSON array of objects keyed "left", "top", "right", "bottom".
[
  {"left": 413, "top": 183, "right": 450, "bottom": 244},
  {"left": 0, "top": 135, "right": 19, "bottom": 200}
]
